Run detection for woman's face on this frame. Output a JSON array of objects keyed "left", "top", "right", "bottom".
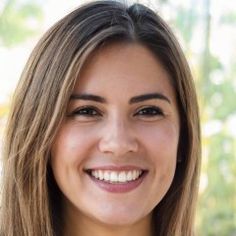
[{"left": 51, "top": 43, "right": 180, "bottom": 228}]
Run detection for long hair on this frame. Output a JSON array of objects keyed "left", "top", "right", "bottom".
[{"left": 0, "top": 1, "right": 201, "bottom": 235}]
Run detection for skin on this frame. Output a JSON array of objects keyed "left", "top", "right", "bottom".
[{"left": 51, "top": 43, "right": 180, "bottom": 236}]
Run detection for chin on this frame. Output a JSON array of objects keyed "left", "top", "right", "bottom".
[{"left": 92, "top": 209, "right": 148, "bottom": 227}]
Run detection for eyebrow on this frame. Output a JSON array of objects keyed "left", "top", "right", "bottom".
[
  {"left": 70, "top": 92, "right": 171, "bottom": 104},
  {"left": 129, "top": 93, "right": 171, "bottom": 104}
]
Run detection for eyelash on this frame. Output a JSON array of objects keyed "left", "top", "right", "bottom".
[
  {"left": 69, "top": 106, "right": 165, "bottom": 118},
  {"left": 70, "top": 106, "right": 101, "bottom": 117},
  {"left": 135, "top": 106, "right": 164, "bottom": 117}
]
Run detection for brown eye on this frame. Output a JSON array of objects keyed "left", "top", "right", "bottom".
[
  {"left": 135, "top": 106, "right": 164, "bottom": 117},
  {"left": 70, "top": 106, "right": 102, "bottom": 117}
]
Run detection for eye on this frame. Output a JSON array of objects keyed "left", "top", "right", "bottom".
[
  {"left": 69, "top": 106, "right": 102, "bottom": 118},
  {"left": 134, "top": 106, "right": 165, "bottom": 118}
]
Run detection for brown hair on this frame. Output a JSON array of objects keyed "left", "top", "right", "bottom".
[{"left": 0, "top": 1, "right": 201, "bottom": 235}]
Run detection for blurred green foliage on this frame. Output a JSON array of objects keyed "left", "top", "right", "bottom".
[
  {"left": 0, "top": 0, "right": 235, "bottom": 235},
  {"left": 0, "top": 0, "right": 43, "bottom": 47}
]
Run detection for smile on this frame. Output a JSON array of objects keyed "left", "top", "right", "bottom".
[
  {"left": 89, "top": 170, "right": 143, "bottom": 183},
  {"left": 85, "top": 167, "right": 148, "bottom": 193}
]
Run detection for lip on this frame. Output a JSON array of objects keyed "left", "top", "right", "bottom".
[{"left": 85, "top": 166, "right": 148, "bottom": 193}]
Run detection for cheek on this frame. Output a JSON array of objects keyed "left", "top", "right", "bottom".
[
  {"left": 51, "top": 124, "right": 97, "bottom": 164},
  {"left": 50, "top": 124, "right": 97, "bottom": 191},
  {"left": 140, "top": 121, "right": 179, "bottom": 155},
  {"left": 137, "top": 122, "right": 179, "bottom": 207},
  {"left": 139, "top": 121, "right": 179, "bottom": 175}
]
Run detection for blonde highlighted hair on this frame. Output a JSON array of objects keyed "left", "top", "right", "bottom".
[{"left": 1, "top": 1, "right": 201, "bottom": 235}]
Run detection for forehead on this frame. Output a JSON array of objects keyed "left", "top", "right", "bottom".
[{"left": 73, "top": 42, "right": 176, "bottom": 103}]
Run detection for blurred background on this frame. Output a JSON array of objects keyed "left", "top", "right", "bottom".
[{"left": 0, "top": 0, "right": 235, "bottom": 235}]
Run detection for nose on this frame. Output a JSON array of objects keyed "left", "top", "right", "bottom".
[{"left": 98, "top": 117, "right": 138, "bottom": 157}]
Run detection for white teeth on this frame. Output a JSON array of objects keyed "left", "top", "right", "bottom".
[
  {"left": 118, "top": 171, "right": 126, "bottom": 182},
  {"left": 110, "top": 172, "right": 118, "bottom": 182},
  {"left": 132, "top": 170, "right": 138, "bottom": 180},
  {"left": 104, "top": 171, "right": 110, "bottom": 181},
  {"left": 94, "top": 171, "right": 99, "bottom": 178},
  {"left": 90, "top": 170, "right": 142, "bottom": 183},
  {"left": 98, "top": 170, "right": 104, "bottom": 180},
  {"left": 127, "top": 171, "right": 133, "bottom": 181}
]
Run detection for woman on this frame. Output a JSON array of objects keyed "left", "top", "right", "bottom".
[{"left": 0, "top": 1, "right": 201, "bottom": 235}]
